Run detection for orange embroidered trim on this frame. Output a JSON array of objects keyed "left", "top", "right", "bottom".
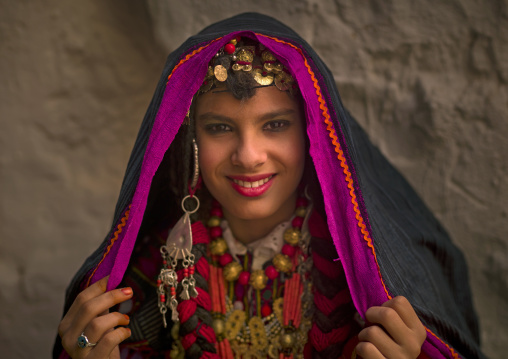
[
  {"left": 166, "top": 37, "right": 223, "bottom": 85},
  {"left": 256, "top": 33, "right": 460, "bottom": 359},
  {"left": 86, "top": 205, "right": 131, "bottom": 288},
  {"left": 85, "top": 40, "right": 224, "bottom": 288},
  {"left": 426, "top": 328, "right": 460, "bottom": 359},
  {"left": 256, "top": 33, "right": 390, "bottom": 298}
]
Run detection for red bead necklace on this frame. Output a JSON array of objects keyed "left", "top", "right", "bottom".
[{"left": 207, "top": 197, "right": 313, "bottom": 359}]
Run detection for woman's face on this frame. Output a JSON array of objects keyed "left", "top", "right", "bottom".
[{"left": 195, "top": 86, "right": 306, "bottom": 225}]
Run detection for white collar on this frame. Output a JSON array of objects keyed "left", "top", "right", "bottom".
[
  {"left": 221, "top": 219, "right": 291, "bottom": 271},
  {"left": 220, "top": 204, "right": 312, "bottom": 271}
]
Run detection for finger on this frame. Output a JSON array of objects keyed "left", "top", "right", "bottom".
[
  {"left": 365, "top": 298, "right": 426, "bottom": 357},
  {"left": 381, "top": 296, "right": 427, "bottom": 346},
  {"left": 355, "top": 340, "right": 387, "bottom": 359},
  {"left": 358, "top": 324, "right": 398, "bottom": 358},
  {"left": 71, "top": 287, "right": 132, "bottom": 337},
  {"left": 365, "top": 305, "right": 408, "bottom": 344},
  {"left": 382, "top": 296, "right": 421, "bottom": 332},
  {"left": 62, "top": 287, "right": 133, "bottom": 351},
  {"left": 83, "top": 312, "right": 130, "bottom": 345},
  {"left": 88, "top": 327, "right": 131, "bottom": 359},
  {"left": 67, "top": 277, "right": 110, "bottom": 321},
  {"left": 59, "top": 276, "right": 110, "bottom": 336}
]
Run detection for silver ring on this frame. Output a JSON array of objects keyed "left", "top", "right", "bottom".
[{"left": 77, "top": 332, "right": 97, "bottom": 348}]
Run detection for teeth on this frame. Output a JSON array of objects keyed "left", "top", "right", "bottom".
[{"left": 232, "top": 176, "right": 272, "bottom": 188}]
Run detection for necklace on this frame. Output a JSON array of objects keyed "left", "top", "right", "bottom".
[{"left": 207, "top": 198, "right": 314, "bottom": 359}]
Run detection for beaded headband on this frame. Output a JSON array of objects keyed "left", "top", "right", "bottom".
[{"left": 198, "top": 36, "right": 298, "bottom": 95}]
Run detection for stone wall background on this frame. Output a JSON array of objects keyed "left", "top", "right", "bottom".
[{"left": 1, "top": 0, "right": 506, "bottom": 358}]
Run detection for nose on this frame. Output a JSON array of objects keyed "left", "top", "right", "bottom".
[{"left": 231, "top": 134, "right": 267, "bottom": 170}]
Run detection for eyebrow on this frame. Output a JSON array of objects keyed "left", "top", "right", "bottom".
[{"left": 197, "top": 109, "right": 298, "bottom": 123}]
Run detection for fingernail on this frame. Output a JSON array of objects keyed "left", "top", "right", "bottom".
[
  {"left": 126, "top": 328, "right": 131, "bottom": 335},
  {"left": 124, "top": 314, "right": 130, "bottom": 321},
  {"left": 121, "top": 287, "right": 133, "bottom": 296}
]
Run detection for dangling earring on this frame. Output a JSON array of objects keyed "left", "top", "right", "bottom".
[
  {"left": 158, "top": 138, "right": 201, "bottom": 328},
  {"left": 190, "top": 139, "right": 200, "bottom": 191}
]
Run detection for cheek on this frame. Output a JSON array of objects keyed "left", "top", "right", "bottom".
[
  {"left": 198, "top": 147, "right": 214, "bottom": 180},
  {"left": 285, "top": 133, "right": 306, "bottom": 175},
  {"left": 197, "top": 139, "right": 227, "bottom": 182}
]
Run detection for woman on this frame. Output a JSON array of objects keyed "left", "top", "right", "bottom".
[{"left": 54, "top": 13, "right": 483, "bottom": 359}]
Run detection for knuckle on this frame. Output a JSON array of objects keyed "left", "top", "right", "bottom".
[
  {"left": 97, "top": 278, "right": 108, "bottom": 293},
  {"left": 364, "top": 305, "right": 377, "bottom": 318},
  {"left": 355, "top": 341, "right": 376, "bottom": 357},
  {"left": 61, "top": 334, "right": 75, "bottom": 353},
  {"left": 100, "top": 328, "right": 127, "bottom": 347},
  {"left": 393, "top": 295, "right": 409, "bottom": 305},
  {"left": 57, "top": 321, "right": 67, "bottom": 338},
  {"left": 358, "top": 325, "right": 382, "bottom": 341},
  {"left": 74, "top": 291, "right": 88, "bottom": 307},
  {"left": 378, "top": 306, "right": 396, "bottom": 322},
  {"left": 87, "top": 318, "right": 101, "bottom": 334},
  {"left": 106, "top": 290, "right": 123, "bottom": 305},
  {"left": 99, "top": 332, "right": 116, "bottom": 347},
  {"left": 391, "top": 295, "right": 409, "bottom": 309},
  {"left": 382, "top": 296, "right": 409, "bottom": 314},
  {"left": 106, "top": 290, "right": 118, "bottom": 301},
  {"left": 80, "top": 300, "right": 95, "bottom": 315}
]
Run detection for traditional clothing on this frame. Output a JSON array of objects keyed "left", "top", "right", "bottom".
[{"left": 54, "top": 13, "right": 483, "bottom": 358}]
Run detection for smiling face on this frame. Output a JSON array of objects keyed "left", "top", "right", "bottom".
[{"left": 195, "top": 86, "right": 306, "bottom": 232}]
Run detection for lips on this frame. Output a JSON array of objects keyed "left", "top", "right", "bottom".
[
  {"left": 228, "top": 174, "right": 275, "bottom": 197},
  {"left": 231, "top": 175, "right": 273, "bottom": 188}
]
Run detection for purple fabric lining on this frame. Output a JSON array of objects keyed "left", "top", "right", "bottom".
[
  {"left": 258, "top": 35, "right": 455, "bottom": 357},
  {"left": 88, "top": 31, "right": 455, "bottom": 358},
  {"left": 253, "top": 34, "right": 387, "bottom": 311},
  {"left": 103, "top": 38, "right": 229, "bottom": 292},
  {"left": 90, "top": 205, "right": 131, "bottom": 285}
]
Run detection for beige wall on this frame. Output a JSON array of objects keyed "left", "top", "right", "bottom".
[{"left": 1, "top": 0, "right": 506, "bottom": 358}]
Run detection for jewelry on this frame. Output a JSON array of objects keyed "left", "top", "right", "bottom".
[
  {"left": 190, "top": 139, "right": 199, "bottom": 191},
  {"left": 157, "top": 139, "right": 200, "bottom": 328},
  {"left": 77, "top": 332, "right": 97, "bottom": 349},
  {"left": 207, "top": 197, "right": 313, "bottom": 358},
  {"left": 157, "top": 140, "right": 201, "bottom": 327},
  {"left": 199, "top": 37, "right": 297, "bottom": 95},
  {"left": 158, "top": 195, "right": 200, "bottom": 327}
]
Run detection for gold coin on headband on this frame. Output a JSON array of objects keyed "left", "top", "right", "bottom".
[
  {"left": 261, "top": 50, "right": 277, "bottom": 62},
  {"left": 214, "top": 65, "right": 228, "bottom": 82},
  {"left": 253, "top": 68, "right": 274, "bottom": 86},
  {"left": 237, "top": 48, "right": 254, "bottom": 62}
]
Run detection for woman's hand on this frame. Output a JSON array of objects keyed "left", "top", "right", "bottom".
[
  {"left": 58, "top": 276, "right": 133, "bottom": 358},
  {"left": 356, "top": 296, "right": 427, "bottom": 359}
]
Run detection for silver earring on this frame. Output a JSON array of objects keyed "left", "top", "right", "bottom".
[
  {"left": 157, "top": 138, "right": 201, "bottom": 327},
  {"left": 190, "top": 139, "right": 199, "bottom": 191}
]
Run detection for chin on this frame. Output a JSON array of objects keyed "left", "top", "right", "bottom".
[{"left": 226, "top": 201, "right": 275, "bottom": 221}]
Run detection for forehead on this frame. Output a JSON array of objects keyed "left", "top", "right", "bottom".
[{"left": 194, "top": 86, "right": 301, "bottom": 121}]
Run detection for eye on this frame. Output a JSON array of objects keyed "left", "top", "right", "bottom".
[
  {"left": 263, "top": 120, "right": 290, "bottom": 131},
  {"left": 204, "top": 123, "right": 232, "bottom": 134}
]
